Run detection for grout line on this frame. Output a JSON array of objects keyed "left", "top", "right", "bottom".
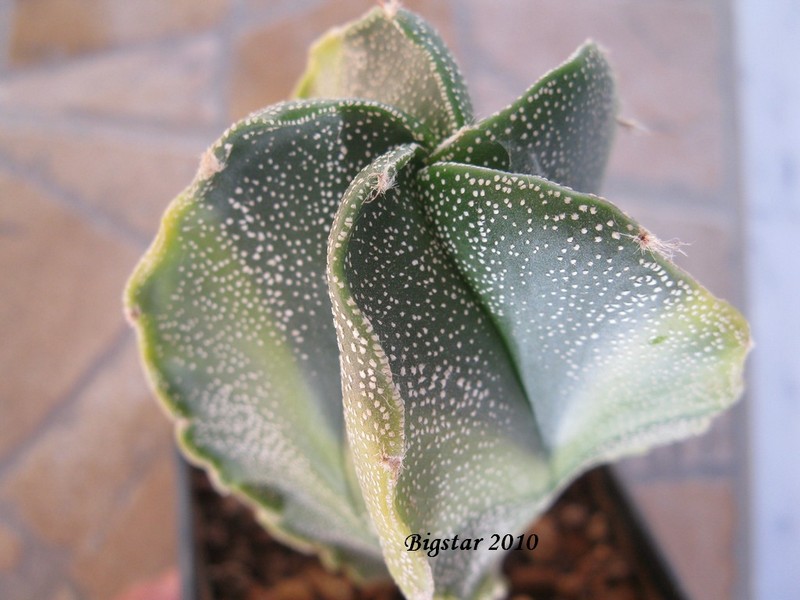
[
  {"left": 0, "top": 110, "right": 218, "bottom": 152},
  {"left": 0, "top": 29, "right": 220, "bottom": 83},
  {"left": 0, "top": 326, "right": 132, "bottom": 480},
  {"left": 0, "top": 30, "right": 228, "bottom": 147},
  {"left": 0, "top": 0, "right": 12, "bottom": 74},
  {"left": 0, "top": 150, "right": 150, "bottom": 249},
  {"left": 0, "top": 30, "right": 227, "bottom": 143},
  {"left": 0, "top": 499, "right": 48, "bottom": 570}
]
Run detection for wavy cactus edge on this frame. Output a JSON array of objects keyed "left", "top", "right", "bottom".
[{"left": 122, "top": 194, "right": 359, "bottom": 578}]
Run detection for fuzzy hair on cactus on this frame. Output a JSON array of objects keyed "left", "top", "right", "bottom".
[{"left": 125, "top": 5, "right": 750, "bottom": 599}]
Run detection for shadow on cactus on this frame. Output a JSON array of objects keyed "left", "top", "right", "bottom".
[{"left": 124, "top": 5, "right": 750, "bottom": 599}]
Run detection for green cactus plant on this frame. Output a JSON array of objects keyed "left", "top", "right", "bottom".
[{"left": 125, "top": 5, "right": 750, "bottom": 599}]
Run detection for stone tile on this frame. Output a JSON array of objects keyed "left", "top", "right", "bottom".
[
  {"left": 0, "top": 341, "right": 174, "bottom": 549},
  {"left": 0, "top": 170, "right": 138, "bottom": 458},
  {"left": 461, "top": 0, "right": 726, "bottom": 194},
  {"left": 0, "top": 2, "right": 12, "bottom": 68},
  {"left": 0, "top": 122, "right": 205, "bottom": 237},
  {"left": 229, "top": 0, "right": 458, "bottom": 120},
  {"left": 0, "top": 37, "right": 220, "bottom": 127},
  {"left": 70, "top": 458, "right": 178, "bottom": 599},
  {"left": 624, "top": 478, "right": 738, "bottom": 600},
  {"left": 9, "top": 0, "right": 230, "bottom": 66}
]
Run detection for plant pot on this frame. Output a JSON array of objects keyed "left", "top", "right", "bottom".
[{"left": 175, "top": 451, "right": 688, "bottom": 600}]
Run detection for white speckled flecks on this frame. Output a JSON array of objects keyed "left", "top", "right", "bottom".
[
  {"left": 436, "top": 42, "right": 616, "bottom": 194},
  {"left": 126, "top": 99, "right": 429, "bottom": 572},
  {"left": 125, "top": 7, "right": 752, "bottom": 597},
  {"left": 419, "top": 162, "right": 749, "bottom": 480},
  {"left": 328, "top": 146, "right": 550, "bottom": 600}
]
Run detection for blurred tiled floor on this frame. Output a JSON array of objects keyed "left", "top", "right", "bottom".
[{"left": 0, "top": 1, "right": 748, "bottom": 598}]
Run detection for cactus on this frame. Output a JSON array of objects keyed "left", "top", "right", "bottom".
[{"left": 125, "top": 5, "right": 750, "bottom": 600}]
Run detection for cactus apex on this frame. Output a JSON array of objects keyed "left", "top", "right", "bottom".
[{"left": 378, "top": 0, "right": 402, "bottom": 19}]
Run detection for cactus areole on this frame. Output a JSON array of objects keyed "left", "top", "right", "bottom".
[{"left": 125, "top": 6, "right": 750, "bottom": 599}]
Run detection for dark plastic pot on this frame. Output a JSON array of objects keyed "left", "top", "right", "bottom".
[{"left": 174, "top": 450, "right": 687, "bottom": 600}]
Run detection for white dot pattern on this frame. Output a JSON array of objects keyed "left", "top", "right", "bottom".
[
  {"left": 458, "top": 42, "right": 616, "bottom": 193},
  {"left": 127, "top": 99, "right": 426, "bottom": 569},
  {"left": 420, "top": 162, "right": 750, "bottom": 477},
  {"left": 328, "top": 145, "right": 548, "bottom": 599},
  {"left": 126, "top": 11, "right": 751, "bottom": 598}
]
